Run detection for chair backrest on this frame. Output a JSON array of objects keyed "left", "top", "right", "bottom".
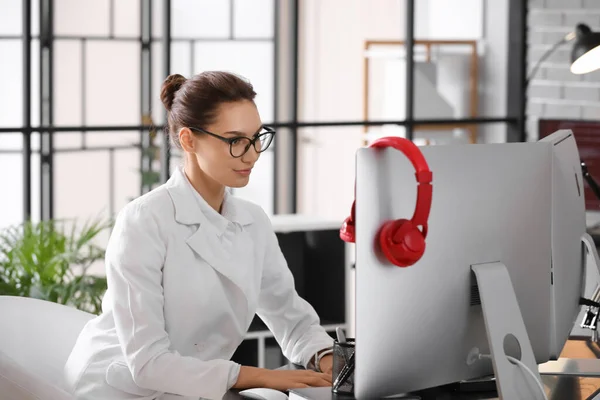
[{"left": 0, "top": 296, "right": 94, "bottom": 389}]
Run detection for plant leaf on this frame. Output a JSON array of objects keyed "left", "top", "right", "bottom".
[{"left": 0, "top": 217, "right": 111, "bottom": 314}]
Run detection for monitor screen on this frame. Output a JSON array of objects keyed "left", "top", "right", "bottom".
[{"left": 539, "top": 119, "right": 600, "bottom": 211}]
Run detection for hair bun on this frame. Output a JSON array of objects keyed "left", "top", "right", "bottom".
[{"left": 160, "top": 74, "right": 187, "bottom": 111}]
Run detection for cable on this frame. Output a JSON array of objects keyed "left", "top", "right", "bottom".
[
  {"left": 506, "top": 356, "right": 548, "bottom": 400},
  {"left": 478, "top": 354, "right": 548, "bottom": 400},
  {"left": 581, "top": 161, "right": 600, "bottom": 204}
]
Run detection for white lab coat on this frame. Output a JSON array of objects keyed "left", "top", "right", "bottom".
[{"left": 63, "top": 167, "right": 334, "bottom": 400}]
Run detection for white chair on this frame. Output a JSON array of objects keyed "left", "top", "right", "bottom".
[{"left": 0, "top": 296, "right": 95, "bottom": 400}]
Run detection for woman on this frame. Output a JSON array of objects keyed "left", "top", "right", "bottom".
[{"left": 64, "top": 71, "right": 335, "bottom": 400}]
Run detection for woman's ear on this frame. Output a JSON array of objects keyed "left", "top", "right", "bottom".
[{"left": 179, "top": 127, "right": 195, "bottom": 153}]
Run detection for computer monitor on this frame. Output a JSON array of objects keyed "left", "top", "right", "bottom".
[
  {"left": 539, "top": 130, "right": 587, "bottom": 359},
  {"left": 354, "top": 130, "right": 586, "bottom": 398},
  {"left": 539, "top": 119, "right": 600, "bottom": 211}
]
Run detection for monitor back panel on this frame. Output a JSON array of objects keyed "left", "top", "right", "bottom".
[
  {"left": 540, "top": 130, "right": 586, "bottom": 358},
  {"left": 354, "top": 141, "right": 553, "bottom": 398}
]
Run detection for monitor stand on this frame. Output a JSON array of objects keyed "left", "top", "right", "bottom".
[{"left": 470, "top": 262, "right": 546, "bottom": 400}]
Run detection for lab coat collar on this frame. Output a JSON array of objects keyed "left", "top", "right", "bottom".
[
  {"left": 165, "top": 167, "right": 254, "bottom": 230},
  {"left": 164, "top": 168, "right": 253, "bottom": 318}
]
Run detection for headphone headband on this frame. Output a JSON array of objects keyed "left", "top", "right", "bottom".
[
  {"left": 371, "top": 137, "right": 433, "bottom": 228},
  {"left": 370, "top": 136, "right": 430, "bottom": 174},
  {"left": 340, "top": 136, "right": 434, "bottom": 267}
]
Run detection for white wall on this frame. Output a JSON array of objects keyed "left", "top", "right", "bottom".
[{"left": 418, "top": 0, "right": 484, "bottom": 40}]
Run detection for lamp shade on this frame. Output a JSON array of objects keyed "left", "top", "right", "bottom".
[{"left": 570, "top": 24, "right": 600, "bottom": 74}]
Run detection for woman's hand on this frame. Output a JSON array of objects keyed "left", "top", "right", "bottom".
[
  {"left": 317, "top": 354, "right": 333, "bottom": 376},
  {"left": 261, "top": 369, "right": 332, "bottom": 390},
  {"left": 234, "top": 366, "right": 331, "bottom": 391}
]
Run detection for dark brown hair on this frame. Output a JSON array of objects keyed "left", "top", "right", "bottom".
[{"left": 159, "top": 71, "right": 257, "bottom": 149}]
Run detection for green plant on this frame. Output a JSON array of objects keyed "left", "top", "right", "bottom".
[{"left": 0, "top": 217, "right": 112, "bottom": 315}]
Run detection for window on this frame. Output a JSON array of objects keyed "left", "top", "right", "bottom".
[{"left": 1, "top": 0, "right": 278, "bottom": 231}]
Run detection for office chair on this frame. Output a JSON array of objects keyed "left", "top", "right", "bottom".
[{"left": 0, "top": 296, "right": 94, "bottom": 400}]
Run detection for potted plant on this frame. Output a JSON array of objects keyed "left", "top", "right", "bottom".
[{"left": 0, "top": 217, "right": 112, "bottom": 315}]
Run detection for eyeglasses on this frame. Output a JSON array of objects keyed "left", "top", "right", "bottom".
[{"left": 188, "top": 126, "right": 276, "bottom": 158}]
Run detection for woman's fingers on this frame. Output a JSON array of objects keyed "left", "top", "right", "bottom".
[
  {"left": 305, "top": 374, "right": 332, "bottom": 387},
  {"left": 317, "top": 372, "right": 332, "bottom": 384},
  {"left": 284, "top": 370, "right": 333, "bottom": 387},
  {"left": 287, "top": 382, "right": 310, "bottom": 389}
]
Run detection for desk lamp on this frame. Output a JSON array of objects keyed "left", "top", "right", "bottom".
[{"left": 527, "top": 23, "right": 600, "bottom": 85}]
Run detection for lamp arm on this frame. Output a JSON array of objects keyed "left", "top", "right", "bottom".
[{"left": 526, "top": 32, "right": 576, "bottom": 86}]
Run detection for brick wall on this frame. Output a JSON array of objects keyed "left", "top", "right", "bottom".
[{"left": 527, "top": 0, "right": 600, "bottom": 140}]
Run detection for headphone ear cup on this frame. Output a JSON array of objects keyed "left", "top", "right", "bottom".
[
  {"left": 340, "top": 215, "right": 356, "bottom": 243},
  {"left": 340, "top": 201, "right": 356, "bottom": 243},
  {"left": 379, "top": 219, "right": 426, "bottom": 267}
]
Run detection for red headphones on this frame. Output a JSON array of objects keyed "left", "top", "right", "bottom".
[{"left": 340, "top": 137, "right": 433, "bottom": 267}]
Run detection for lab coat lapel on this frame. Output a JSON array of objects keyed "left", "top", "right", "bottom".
[
  {"left": 186, "top": 225, "right": 257, "bottom": 330},
  {"left": 165, "top": 169, "right": 253, "bottom": 295},
  {"left": 185, "top": 226, "right": 235, "bottom": 278}
]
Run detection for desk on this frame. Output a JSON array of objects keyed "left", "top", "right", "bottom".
[
  {"left": 286, "top": 375, "right": 600, "bottom": 400},
  {"left": 222, "top": 363, "right": 600, "bottom": 400},
  {"left": 224, "top": 375, "right": 600, "bottom": 400}
]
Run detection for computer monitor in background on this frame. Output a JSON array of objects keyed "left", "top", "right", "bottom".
[
  {"left": 539, "top": 119, "right": 600, "bottom": 211},
  {"left": 539, "top": 130, "right": 587, "bottom": 359},
  {"left": 354, "top": 131, "right": 586, "bottom": 399},
  {"left": 539, "top": 121, "right": 600, "bottom": 343}
]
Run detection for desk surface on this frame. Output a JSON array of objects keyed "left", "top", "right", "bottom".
[
  {"left": 224, "top": 340, "right": 600, "bottom": 400},
  {"left": 223, "top": 365, "right": 600, "bottom": 400},
  {"left": 224, "top": 375, "right": 600, "bottom": 400}
]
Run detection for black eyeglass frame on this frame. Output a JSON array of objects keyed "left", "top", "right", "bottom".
[{"left": 188, "top": 126, "right": 276, "bottom": 158}]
